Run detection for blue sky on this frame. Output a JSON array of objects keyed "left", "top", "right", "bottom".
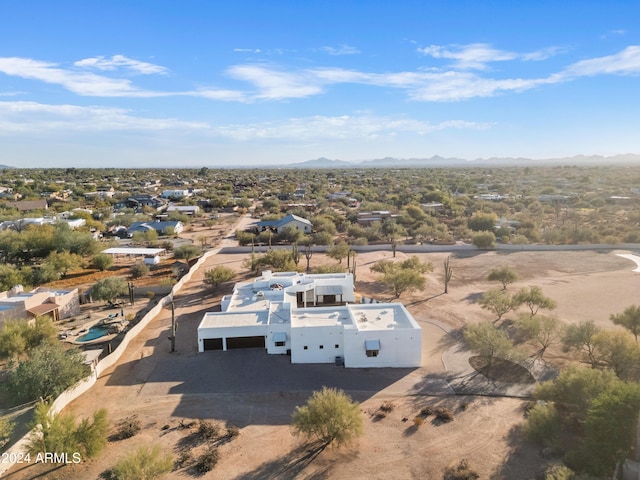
[{"left": 1, "top": 1, "right": 640, "bottom": 168}]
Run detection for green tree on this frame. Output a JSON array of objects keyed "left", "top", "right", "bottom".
[
  {"left": 513, "top": 285, "right": 557, "bottom": 317},
  {"left": 253, "top": 249, "right": 297, "bottom": 272},
  {"left": 562, "top": 320, "right": 602, "bottom": 368},
  {"left": 130, "top": 263, "right": 150, "bottom": 279},
  {"left": 91, "top": 253, "right": 113, "bottom": 271},
  {"left": 0, "top": 416, "right": 14, "bottom": 449},
  {"left": 610, "top": 304, "right": 640, "bottom": 342},
  {"left": 291, "top": 386, "right": 363, "bottom": 447},
  {"left": 173, "top": 244, "right": 202, "bottom": 267},
  {"left": 203, "top": 266, "right": 235, "bottom": 291},
  {"left": 478, "top": 289, "right": 515, "bottom": 322},
  {"left": 0, "top": 316, "right": 56, "bottom": 361},
  {"left": 471, "top": 231, "right": 496, "bottom": 249},
  {"left": 534, "top": 365, "right": 618, "bottom": 427},
  {"left": 91, "top": 276, "right": 128, "bottom": 304},
  {"left": 517, "top": 314, "right": 564, "bottom": 359},
  {"left": 327, "top": 241, "right": 350, "bottom": 264},
  {"left": 0, "top": 264, "right": 24, "bottom": 292},
  {"left": 279, "top": 226, "right": 304, "bottom": 245},
  {"left": 29, "top": 401, "right": 108, "bottom": 459},
  {"left": 593, "top": 330, "right": 640, "bottom": 380},
  {"left": 4, "top": 343, "right": 89, "bottom": 404},
  {"left": 370, "top": 256, "right": 433, "bottom": 298},
  {"left": 463, "top": 321, "right": 516, "bottom": 367},
  {"left": 467, "top": 212, "right": 498, "bottom": 232},
  {"left": 45, "top": 250, "right": 84, "bottom": 277},
  {"left": 111, "top": 444, "right": 174, "bottom": 480},
  {"left": 577, "top": 382, "right": 640, "bottom": 477},
  {"left": 0, "top": 321, "right": 27, "bottom": 361},
  {"left": 487, "top": 265, "right": 518, "bottom": 290}
]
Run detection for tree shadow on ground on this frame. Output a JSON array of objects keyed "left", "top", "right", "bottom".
[
  {"left": 235, "top": 441, "right": 332, "bottom": 480},
  {"left": 489, "top": 424, "right": 547, "bottom": 480},
  {"left": 463, "top": 291, "right": 484, "bottom": 303}
]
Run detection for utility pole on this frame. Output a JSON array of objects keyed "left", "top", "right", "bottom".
[{"left": 169, "top": 301, "right": 177, "bottom": 353}]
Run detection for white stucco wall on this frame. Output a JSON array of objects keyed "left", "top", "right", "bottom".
[
  {"left": 290, "top": 324, "right": 345, "bottom": 363},
  {"left": 342, "top": 327, "right": 422, "bottom": 368}
]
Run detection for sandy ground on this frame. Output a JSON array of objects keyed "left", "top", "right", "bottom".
[{"left": 5, "top": 221, "right": 640, "bottom": 479}]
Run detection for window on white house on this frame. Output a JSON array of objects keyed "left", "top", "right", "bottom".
[{"left": 365, "top": 339, "right": 381, "bottom": 358}]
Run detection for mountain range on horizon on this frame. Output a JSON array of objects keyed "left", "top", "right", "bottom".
[{"left": 286, "top": 153, "right": 640, "bottom": 169}]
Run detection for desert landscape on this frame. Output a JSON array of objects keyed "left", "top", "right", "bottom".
[{"left": 5, "top": 224, "right": 639, "bottom": 479}]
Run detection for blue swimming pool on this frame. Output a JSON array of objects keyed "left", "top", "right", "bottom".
[{"left": 76, "top": 325, "right": 111, "bottom": 343}]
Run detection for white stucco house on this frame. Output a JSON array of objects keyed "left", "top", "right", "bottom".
[
  {"left": 251, "top": 214, "right": 313, "bottom": 234},
  {"left": 197, "top": 271, "right": 422, "bottom": 368}
]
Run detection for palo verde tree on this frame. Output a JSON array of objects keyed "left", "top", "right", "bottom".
[
  {"left": 4, "top": 343, "right": 89, "bottom": 405},
  {"left": 370, "top": 256, "right": 433, "bottom": 298},
  {"left": 463, "top": 321, "right": 517, "bottom": 369},
  {"left": 516, "top": 314, "right": 564, "bottom": 360},
  {"left": 291, "top": 386, "right": 363, "bottom": 447},
  {"left": 513, "top": 285, "right": 557, "bottom": 317},
  {"left": 326, "top": 241, "right": 350, "bottom": 264},
  {"left": 562, "top": 320, "right": 602, "bottom": 368},
  {"left": 478, "top": 289, "right": 516, "bottom": 322},
  {"left": 610, "top": 304, "right": 640, "bottom": 343},
  {"left": 91, "top": 276, "right": 128, "bottom": 304},
  {"left": 203, "top": 266, "right": 235, "bottom": 291},
  {"left": 173, "top": 244, "right": 202, "bottom": 267},
  {"left": 29, "top": 400, "right": 108, "bottom": 459},
  {"left": 487, "top": 265, "right": 518, "bottom": 290}
]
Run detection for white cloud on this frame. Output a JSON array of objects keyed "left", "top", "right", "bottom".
[
  {"left": 0, "top": 57, "right": 143, "bottom": 96},
  {"left": 0, "top": 101, "right": 209, "bottom": 133},
  {"left": 74, "top": 55, "right": 168, "bottom": 74},
  {"left": 320, "top": 45, "right": 361, "bottom": 56},
  {"left": 211, "top": 113, "right": 490, "bottom": 141},
  {"left": 418, "top": 43, "right": 517, "bottom": 70},
  {"left": 225, "top": 64, "right": 324, "bottom": 99},
  {"left": 562, "top": 45, "right": 640, "bottom": 77},
  {"left": 233, "top": 48, "right": 262, "bottom": 54},
  {"left": 418, "top": 43, "right": 564, "bottom": 69}
]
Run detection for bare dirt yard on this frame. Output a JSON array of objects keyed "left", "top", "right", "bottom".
[{"left": 5, "top": 237, "right": 640, "bottom": 480}]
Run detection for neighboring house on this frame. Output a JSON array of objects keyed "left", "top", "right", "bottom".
[
  {"left": 128, "top": 220, "right": 184, "bottom": 235},
  {"left": 161, "top": 189, "right": 191, "bottom": 199},
  {"left": 357, "top": 210, "right": 401, "bottom": 225},
  {"left": 114, "top": 195, "right": 166, "bottom": 212},
  {"left": 6, "top": 199, "right": 48, "bottom": 212},
  {"left": 0, "top": 285, "right": 80, "bottom": 325},
  {"left": 251, "top": 214, "right": 313, "bottom": 234},
  {"left": 166, "top": 205, "right": 200, "bottom": 216},
  {"left": 197, "top": 271, "right": 422, "bottom": 368}
]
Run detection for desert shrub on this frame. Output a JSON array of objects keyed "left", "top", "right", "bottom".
[
  {"left": 113, "top": 418, "right": 141, "bottom": 440},
  {"left": 420, "top": 406, "right": 434, "bottom": 417},
  {"left": 412, "top": 416, "right": 424, "bottom": 427},
  {"left": 435, "top": 408, "right": 454, "bottom": 422},
  {"left": 544, "top": 465, "right": 578, "bottom": 480},
  {"left": 194, "top": 446, "right": 220, "bottom": 473},
  {"left": 443, "top": 459, "right": 479, "bottom": 480},
  {"left": 226, "top": 425, "right": 240, "bottom": 439},
  {"left": 145, "top": 291, "right": 155, "bottom": 299},
  {"left": 130, "top": 263, "right": 150, "bottom": 278},
  {"left": 379, "top": 401, "right": 395, "bottom": 413},
  {"left": 159, "top": 277, "right": 177, "bottom": 287},
  {"left": 197, "top": 420, "right": 220, "bottom": 441},
  {"left": 111, "top": 444, "right": 173, "bottom": 480},
  {"left": 523, "top": 402, "right": 560, "bottom": 447},
  {"left": 374, "top": 411, "right": 386, "bottom": 419}
]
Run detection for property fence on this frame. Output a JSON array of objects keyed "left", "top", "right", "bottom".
[{"left": 0, "top": 246, "right": 220, "bottom": 477}]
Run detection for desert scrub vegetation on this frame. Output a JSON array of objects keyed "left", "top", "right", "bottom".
[
  {"left": 109, "top": 444, "right": 173, "bottom": 480},
  {"left": 111, "top": 416, "right": 142, "bottom": 441}
]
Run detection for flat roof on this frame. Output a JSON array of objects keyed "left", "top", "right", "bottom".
[
  {"left": 200, "top": 310, "right": 269, "bottom": 329},
  {"left": 292, "top": 307, "right": 352, "bottom": 327},
  {"left": 102, "top": 247, "right": 165, "bottom": 256},
  {"left": 349, "top": 304, "right": 417, "bottom": 331}
]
